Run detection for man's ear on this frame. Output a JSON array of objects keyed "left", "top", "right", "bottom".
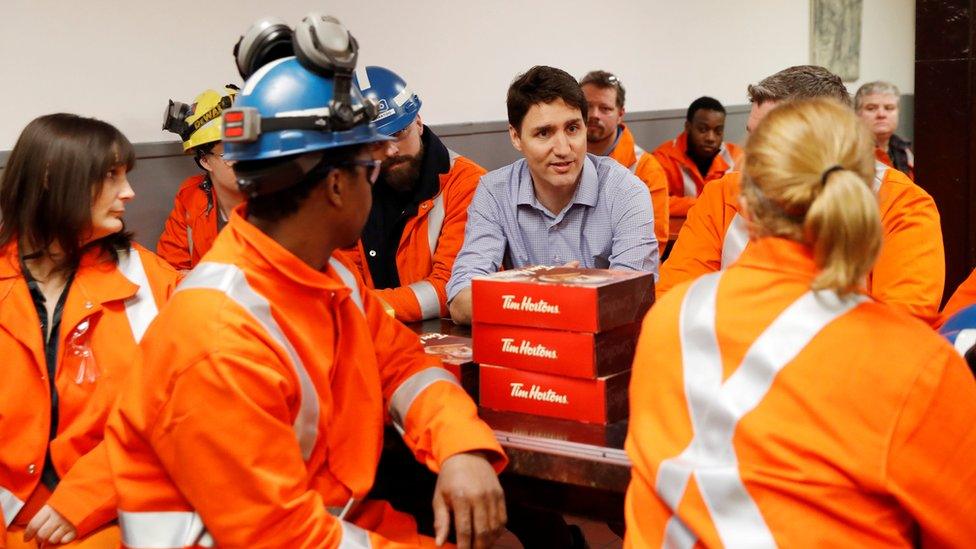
[
  {"left": 322, "top": 168, "right": 347, "bottom": 208},
  {"left": 509, "top": 124, "right": 523, "bottom": 153},
  {"left": 198, "top": 153, "right": 215, "bottom": 173},
  {"left": 683, "top": 120, "right": 691, "bottom": 134},
  {"left": 416, "top": 114, "right": 424, "bottom": 136}
]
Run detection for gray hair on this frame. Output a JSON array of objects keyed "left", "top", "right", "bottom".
[{"left": 854, "top": 81, "right": 901, "bottom": 111}]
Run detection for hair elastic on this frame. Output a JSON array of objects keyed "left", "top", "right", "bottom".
[{"left": 821, "top": 165, "right": 845, "bottom": 186}]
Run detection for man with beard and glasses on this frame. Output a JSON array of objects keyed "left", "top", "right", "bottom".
[
  {"left": 653, "top": 96, "right": 742, "bottom": 217},
  {"left": 340, "top": 66, "right": 486, "bottom": 322},
  {"left": 580, "top": 70, "right": 669, "bottom": 256}
]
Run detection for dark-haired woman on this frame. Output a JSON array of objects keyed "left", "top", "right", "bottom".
[{"left": 0, "top": 113, "right": 178, "bottom": 548}]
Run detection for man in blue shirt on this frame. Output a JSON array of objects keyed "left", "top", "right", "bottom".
[{"left": 447, "top": 65, "right": 657, "bottom": 324}]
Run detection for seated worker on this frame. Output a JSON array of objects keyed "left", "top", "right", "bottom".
[
  {"left": 447, "top": 65, "right": 657, "bottom": 325},
  {"left": 105, "top": 16, "right": 506, "bottom": 549},
  {"left": 653, "top": 96, "right": 742, "bottom": 216},
  {"left": 625, "top": 97, "right": 976, "bottom": 548},
  {"left": 340, "top": 66, "right": 486, "bottom": 322},
  {"left": 579, "top": 70, "right": 669, "bottom": 255},
  {"left": 157, "top": 86, "right": 243, "bottom": 271},
  {"left": 0, "top": 114, "right": 178, "bottom": 548},
  {"left": 856, "top": 80, "right": 914, "bottom": 180},
  {"left": 658, "top": 66, "right": 945, "bottom": 325}
]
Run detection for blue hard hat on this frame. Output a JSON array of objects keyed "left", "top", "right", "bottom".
[
  {"left": 224, "top": 57, "right": 390, "bottom": 162},
  {"left": 939, "top": 304, "right": 976, "bottom": 356},
  {"left": 354, "top": 66, "right": 422, "bottom": 136}
]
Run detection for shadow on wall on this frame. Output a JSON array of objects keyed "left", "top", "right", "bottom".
[{"left": 0, "top": 96, "right": 913, "bottom": 253}]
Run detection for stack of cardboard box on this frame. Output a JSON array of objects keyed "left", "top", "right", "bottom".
[{"left": 471, "top": 266, "right": 654, "bottom": 424}]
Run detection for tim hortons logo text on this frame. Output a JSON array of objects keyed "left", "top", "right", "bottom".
[
  {"left": 509, "top": 383, "right": 569, "bottom": 404},
  {"left": 501, "top": 338, "right": 557, "bottom": 359},
  {"left": 500, "top": 295, "right": 561, "bottom": 314}
]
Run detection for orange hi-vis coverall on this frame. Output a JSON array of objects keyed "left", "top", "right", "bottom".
[
  {"left": 157, "top": 174, "right": 221, "bottom": 271},
  {"left": 0, "top": 242, "right": 178, "bottom": 546},
  {"left": 937, "top": 267, "right": 976, "bottom": 328},
  {"left": 106, "top": 209, "right": 507, "bottom": 548},
  {"left": 652, "top": 132, "right": 742, "bottom": 217},
  {"left": 343, "top": 150, "right": 484, "bottom": 322},
  {"left": 607, "top": 124, "right": 670, "bottom": 256},
  {"left": 625, "top": 237, "right": 976, "bottom": 548},
  {"left": 658, "top": 163, "right": 946, "bottom": 324}
]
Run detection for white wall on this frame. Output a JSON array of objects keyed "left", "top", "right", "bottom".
[{"left": 0, "top": 0, "right": 914, "bottom": 150}]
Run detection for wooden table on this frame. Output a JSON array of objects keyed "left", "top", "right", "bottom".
[{"left": 409, "top": 319, "right": 631, "bottom": 523}]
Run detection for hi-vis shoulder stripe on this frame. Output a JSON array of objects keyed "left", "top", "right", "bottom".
[
  {"left": 176, "top": 262, "right": 321, "bottom": 461},
  {"left": 117, "top": 247, "right": 160, "bottom": 343},
  {"left": 656, "top": 271, "right": 864, "bottom": 548},
  {"left": 330, "top": 259, "right": 365, "bottom": 313}
]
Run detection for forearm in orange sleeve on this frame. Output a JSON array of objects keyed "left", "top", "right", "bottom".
[
  {"left": 870, "top": 191, "right": 945, "bottom": 325},
  {"left": 401, "top": 381, "right": 507, "bottom": 474},
  {"left": 668, "top": 195, "right": 696, "bottom": 217},
  {"left": 657, "top": 185, "right": 726, "bottom": 298},
  {"left": 885, "top": 347, "right": 976, "bottom": 546},
  {"left": 937, "top": 268, "right": 976, "bottom": 328},
  {"left": 45, "top": 442, "right": 116, "bottom": 537}
]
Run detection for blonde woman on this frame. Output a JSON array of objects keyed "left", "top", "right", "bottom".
[{"left": 624, "top": 98, "right": 976, "bottom": 547}]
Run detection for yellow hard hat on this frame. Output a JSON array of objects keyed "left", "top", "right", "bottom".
[{"left": 162, "top": 85, "right": 238, "bottom": 152}]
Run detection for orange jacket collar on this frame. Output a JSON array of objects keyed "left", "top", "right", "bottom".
[
  {"left": 226, "top": 205, "right": 349, "bottom": 293},
  {"left": 734, "top": 237, "right": 818, "bottom": 281}
]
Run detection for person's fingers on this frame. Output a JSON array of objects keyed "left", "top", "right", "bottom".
[
  {"left": 470, "top": 492, "right": 491, "bottom": 549},
  {"left": 452, "top": 494, "right": 473, "bottom": 549},
  {"left": 60, "top": 528, "right": 78, "bottom": 544},
  {"left": 35, "top": 517, "right": 60, "bottom": 545},
  {"left": 432, "top": 489, "right": 451, "bottom": 546}
]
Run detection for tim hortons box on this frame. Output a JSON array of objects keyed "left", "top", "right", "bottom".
[
  {"left": 419, "top": 333, "right": 478, "bottom": 399},
  {"left": 472, "top": 322, "right": 639, "bottom": 379},
  {"left": 471, "top": 266, "right": 654, "bottom": 332},
  {"left": 479, "top": 364, "right": 631, "bottom": 424}
]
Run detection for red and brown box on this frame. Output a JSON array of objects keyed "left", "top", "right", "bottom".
[
  {"left": 479, "top": 364, "right": 631, "bottom": 424},
  {"left": 472, "top": 322, "right": 639, "bottom": 379},
  {"left": 420, "top": 333, "right": 478, "bottom": 399},
  {"left": 471, "top": 267, "right": 654, "bottom": 332}
]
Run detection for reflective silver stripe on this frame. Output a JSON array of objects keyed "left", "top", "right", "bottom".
[
  {"left": 657, "top": 272, "right": 864, "bottom": 548},
  {"left": 408, "top": 280, "right": 441, "bottom": 320},
  {"left": 329, "top": 258, "right": 365, "bottom": 314},
  {"left": 679, "top": 165, "right": 697, "bottom": 198},
  {"left": 426, "top": 194, "right": 446, "bottom": 257},
  {"left": 718, "top": 144, "right": 736, "bottom": 170},
  {"left": 630, "top": 145, "right": 646, "bottom": 173},
  {"left": 119, "top": 510, "right": 214, "bottom": 548},
  {"left": 328, "top": 497, "right": 359, "bottom": 520},
  {"left": 905, "top": 148, "right": 915, "bottom": 168},
  {"left": 720, "top": 214, "right": 749, "bottom": 269},
  {"left": 187, "top": 226, "right": 194, "bottom": 259},
  {"left": 1, "top": 485, "right": 24, "bottom": 527},
  {"left": 339, "top": 520, "right": 372, "bottom": 548},
  {"left": 117, "top": 248, "right": 160, "bottom": 343},
  {"left": 953, "top": 329, "right": 976, "bottom": 356},
  {"left": 178, "top": 262, "right": 320, "bottom": 461},
  {"left": 873, "top": 160, "right": 887, "bottom": 194},
  {"left": 388, "top": 368, "right": 459, "bottom": 433}
]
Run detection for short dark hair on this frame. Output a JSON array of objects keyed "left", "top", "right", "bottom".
[
  {"left": 240, "top": 144, "right": 364, "bottom": 222},
  {"left": 747, "top": 65, "right": 851, "bottom": 107},
  {"left": 686, "top": 96, "right": 726, "bottom": 122},
  {"left": 579, "top": 70, "right": 626, "bottom": 109},
  {"left": 0, "top": 113, "right": 134, "bottom": 272},
  {"left": 507, "top": 66, "right": 587, "bottom": 133}
]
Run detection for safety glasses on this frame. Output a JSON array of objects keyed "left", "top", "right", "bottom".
[{"left": 343, "top": 159, "right": 383, "bottom": 185}]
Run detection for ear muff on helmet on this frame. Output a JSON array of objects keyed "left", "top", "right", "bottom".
[
  {"left": 233, "top": 17, "right": 294, "bottom": 80},
  {"left": 292, "top": 13, "right": 378, "bottom": 130}
]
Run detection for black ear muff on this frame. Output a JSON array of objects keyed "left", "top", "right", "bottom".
[{"left": 234, "top": 18, "right": 294, "bottom": 80}]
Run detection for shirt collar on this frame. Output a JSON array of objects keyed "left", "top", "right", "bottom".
[
  {"left": 735, "top": 237, "right": 818, "bottom": 280},
  {"left": 515, "top": 155, "right": 600, "bottom": 211},
  {"left": 602, "top": 125, "right": 625, "bottom": 156}
]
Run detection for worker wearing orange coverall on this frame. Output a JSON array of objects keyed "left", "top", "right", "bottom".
[
  {"left": 658, "top": 66, "right": 944, "bottom": 325},
  {"left": 580, "top": 70, "right": 669, "bottom": 256},
  {"left": 105, "top": 15, "right": 506, "bottom": 549},
  {"left": 626, "top": 98, "right": 976, "bottom": 548},
  {"left": 341, "top": 66, "right": 486, "bottom": 322},
  {"left": 652, "top": 96, "right": 742, "bottom": 217},
  {"left": 1, "top": 114, "right": 178, "bottom": 549},
  {"left": 157, "top": 86, "right": 243, "bottom": 271}
]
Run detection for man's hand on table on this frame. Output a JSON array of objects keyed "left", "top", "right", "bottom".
[{"left": 432, "top": 451, "right": 506, "bottom": 548}]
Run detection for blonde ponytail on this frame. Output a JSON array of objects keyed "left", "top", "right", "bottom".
[{"left": 742, "top": 98, "right": 881, "bottom": 296}]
